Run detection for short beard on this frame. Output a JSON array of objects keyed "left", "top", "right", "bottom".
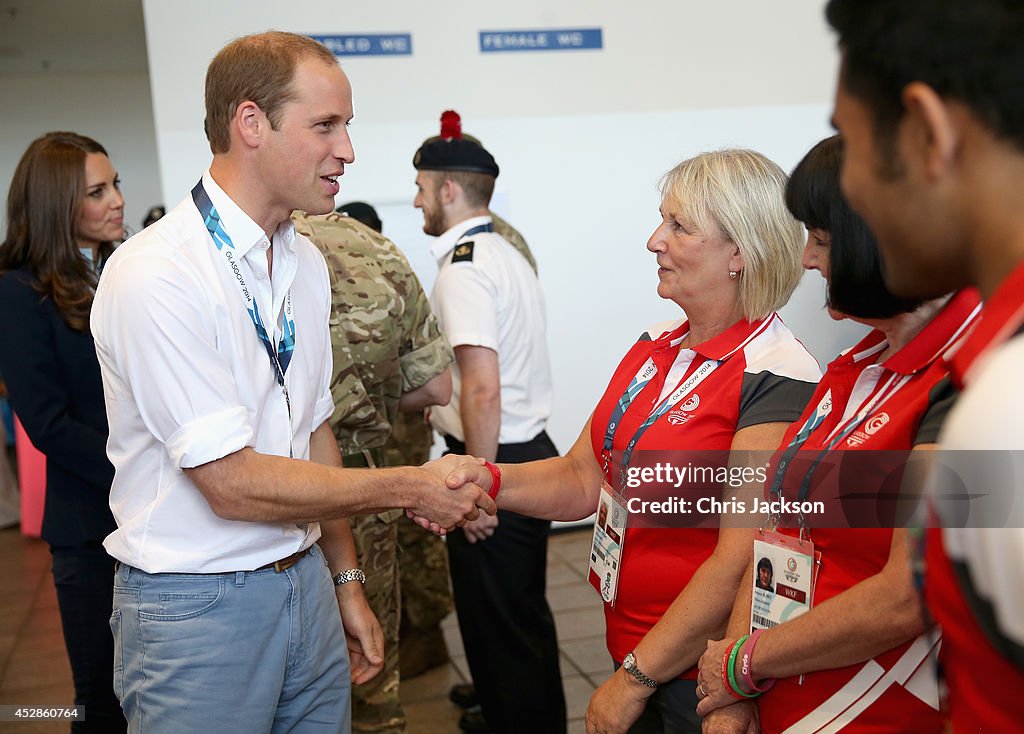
[{"left": 421, "top": 204, "right": 446, "bottom": 237}]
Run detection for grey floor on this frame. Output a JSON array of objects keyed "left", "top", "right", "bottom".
[{"left": 0, "top": 526, "right": 608, "bottom": 733}]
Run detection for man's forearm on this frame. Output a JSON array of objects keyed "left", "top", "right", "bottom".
[
  {"left": 184, "top": 418, "right": 492, "bottom": 528},
  {"left": 461, "top": 390, "right": 500, "bottom": 462},
  {"left": 454, "top": 345, "right": 500, "bottom": 461},
  {"left": 399, "top": 370, "right": 452, "bottom": 412},
  {"left": 318, "top": 517, "right": 361, "bottom": 578},
  {"left": 186, "top": 447, "right": 433, "bottom": 522}
]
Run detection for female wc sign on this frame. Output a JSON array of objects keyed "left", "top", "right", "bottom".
[{"left": 479, "top": 28, "right": 603, "bottom": 53}]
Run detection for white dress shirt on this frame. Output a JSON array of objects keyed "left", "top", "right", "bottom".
[
  {"left": 428, "top": 215, "right": 553, "bottom": 444},
  {"left": 91, "top": 172, "right": 334, "bottom": 573}
]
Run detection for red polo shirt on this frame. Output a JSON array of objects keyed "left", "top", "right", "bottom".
[
  {"left": 926, "top": 264, "right": 1024, "bottom": 733},
  {"left": 759, "top": 289, "right": 980, "bottom": 734},
  {"left": 589, "top": 313, "right": 820, "bottom": 674}
]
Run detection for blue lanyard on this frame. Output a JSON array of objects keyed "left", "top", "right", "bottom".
[
  {"left": 191, "top": 180, "right": 295, "bottom": 388},
  {"left": 768, "top": 389, "right": 833, "bottom": 500},
  {"left": 460, "top": 221, "right": 494, "bottom": 239},
  {"left": 602, "top": 350, "right": 719, "bottom": 490}
]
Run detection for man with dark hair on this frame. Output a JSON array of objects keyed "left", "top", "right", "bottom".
[
  {"left": 91, "top": 32, "right": 493, "bottom": 733},
  {"left": 826, "top": 1, "right": 1024, "bottom": 730},
  {"left": 412, "top": 111, "right": 566, "bottom": 734},
  {"left": 335, "top": 200, "right": 382, "bottom": 233}
]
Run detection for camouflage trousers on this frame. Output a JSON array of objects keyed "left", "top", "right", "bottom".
[
  {"left": 396, "top": 513, "right": 453, "bottom": 631},
  {"left": 350, "top": 513, "right": 403, "bottom": 733},
  {"left": 387, "top": 415, "right": 454, "bottom": 632}
]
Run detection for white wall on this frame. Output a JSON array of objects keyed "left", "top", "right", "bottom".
[
  {"left": 0, "top": 71, "right": 164, "bottom": 237},
  {"left": 141, "top": 0, "right": 866, "bottom": 451}
]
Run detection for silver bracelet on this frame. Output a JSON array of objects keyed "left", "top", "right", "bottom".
[{"left": 332, "top": 568, "right": 366, "bottom": 586}]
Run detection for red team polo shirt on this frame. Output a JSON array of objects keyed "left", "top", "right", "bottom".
[
  {"left": 589, "top": 314, "right": 820, "bottom": 674},
  {"left": 759, "top": 289, "right": 980, "bottom": 734},
  {"left": 925, "top": 264, "right": 1024, "bottom": 733}
]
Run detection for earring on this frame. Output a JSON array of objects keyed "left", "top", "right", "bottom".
[{"left": 729, "top": 270, "right": 739, "bottom": 279}]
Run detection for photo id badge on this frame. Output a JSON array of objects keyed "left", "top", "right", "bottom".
[
  {"left": 750, "top": 531, "right": 818, "bottom": 632},
  {"left": 587, "top": 482, "right": 628, "bottom": 607}
]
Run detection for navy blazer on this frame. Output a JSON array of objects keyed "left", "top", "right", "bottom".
[{"left": 0, "top": 266, "right": 116, "bottom": 546}]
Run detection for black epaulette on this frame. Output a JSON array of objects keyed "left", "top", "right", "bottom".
[{"left": 451, "top": 241, "right": 475, "bottom": 263}]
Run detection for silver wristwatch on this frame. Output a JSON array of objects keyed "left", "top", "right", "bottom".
[
  {"left": 332, "top": 568, "right": 366, "bottom": 586},
  {"left": 622, "top": 651, "right": 659, "bottom": 689}
]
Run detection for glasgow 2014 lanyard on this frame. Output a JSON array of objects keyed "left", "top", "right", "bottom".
[
  {"left": 191, "top": 180, "right": 296, "bottom": 389},
  {"left": 767, "top": 389, "right": 834, "bottom": 501},
  {"left": 602, "top": 352, "right": 720, "bottom": 490}
]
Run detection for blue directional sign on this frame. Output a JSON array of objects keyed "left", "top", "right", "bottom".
[
  {"left": 309, "top": 34, "right": 413, "bottom": 57},
  {"left": 479, "top": 28, "right": 603, "bottom": 53}
]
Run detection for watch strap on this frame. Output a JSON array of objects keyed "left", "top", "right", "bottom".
[
  {"left": 332, "top": 568, "right": 366, "bottom": 586},
  {"left": 623, "top": 651, "right": 659, "bottom": 689}
]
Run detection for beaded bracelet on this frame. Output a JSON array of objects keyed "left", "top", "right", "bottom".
[
  {"left": 737, "top": 629, "right": 775, "bottom": 693},
  {"left": 482, "top": 460, "right": 502, "bottom": 500},
  {"left": 726, "top": 635, "right": 760, "bottom": 699}
]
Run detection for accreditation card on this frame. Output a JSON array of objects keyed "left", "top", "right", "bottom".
[
  {"left": 587, "top": 482, "right": 628, "bottom": 607},
  {"left": 750, "top": 531, "right": 819, "bottom": 632}
]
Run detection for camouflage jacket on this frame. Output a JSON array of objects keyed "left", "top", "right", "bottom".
[
  {"left": 292, "top": 212, "right": 453, "bottom": 465},
  {"left": 491, "top": 212, "right": 537, "bottom": 275}
]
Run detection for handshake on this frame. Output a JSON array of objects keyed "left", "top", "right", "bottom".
[{"left": 405, "top": 454, "right": 501, "bottom": 535}]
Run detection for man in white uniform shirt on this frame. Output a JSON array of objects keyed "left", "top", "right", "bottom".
[
  {"left": 411, "top": 113, "right": 566, "bottom": 734},
  {"left": 90, "top": 34, "right": 493, "bottom": 734}
]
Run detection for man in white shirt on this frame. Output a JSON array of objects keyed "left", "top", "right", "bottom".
[
  {"left": 91, "top": 33, "right": 493, "bottom": 734},
  {"left": 411, "top": 113, "right": 566, "bottom": 734}
]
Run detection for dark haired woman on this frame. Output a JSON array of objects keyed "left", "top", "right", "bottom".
[
  {"left": 0, "top": 131, "right": 127, "bottom": 732},
  {"left": 694, "top": 134, "right": 980, "bottom": 734}
]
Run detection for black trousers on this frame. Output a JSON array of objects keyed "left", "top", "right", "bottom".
[
  {"left": 50, "top": 544, "right": 128, "bottom": 734},
  {"left": 445, "top": 432, "right": 567, "bottom": 734}
]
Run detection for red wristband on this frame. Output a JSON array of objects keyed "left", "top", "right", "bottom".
[
  {"left": 723, "top": 646, "right": 746, "bottom": 700},
  {"left": 483, "top": 461, "right": 501, "bottom": 500}
]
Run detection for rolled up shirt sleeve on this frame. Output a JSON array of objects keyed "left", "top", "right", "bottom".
[
  {"left": 93, "top": 249, "right": 255, "bottom": 470},
  {"left": 400, "top": 335, "right": 454, "bottom": 392}
]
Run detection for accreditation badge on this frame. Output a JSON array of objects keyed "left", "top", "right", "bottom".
[
  {"left": 587, "top": 482, "right": 628, "bottom": 607},
  {"left": 750, "top": 531, "right": 819, "bottom": 633}
]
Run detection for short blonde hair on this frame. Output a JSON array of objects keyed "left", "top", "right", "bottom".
[{"left": 660, "top": 149, "right": 804, "bottom": 321}]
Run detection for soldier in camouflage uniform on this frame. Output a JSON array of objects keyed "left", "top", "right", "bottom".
[{"left": 292, "top": 208, "right": 453, "bottom": 734}]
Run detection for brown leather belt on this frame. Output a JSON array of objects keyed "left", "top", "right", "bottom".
[{"left": 256, "top": 548, "right": 310, "bottom": 573}]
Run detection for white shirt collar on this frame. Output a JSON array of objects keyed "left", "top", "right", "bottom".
[
  {"left": 430, "top": 214, "right": 493, "bottom": 263},
  {"left": 200, "top": 170, "right": 297, "bottom": 258}
]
